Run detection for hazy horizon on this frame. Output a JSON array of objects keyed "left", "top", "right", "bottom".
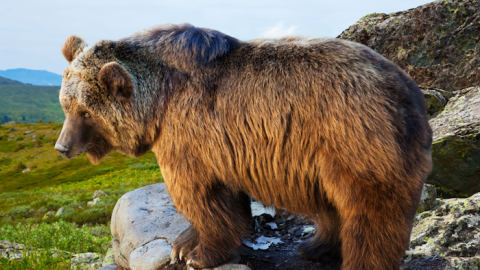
[{"left": 1, "top": 0, "right": 434, "bottom": 75}]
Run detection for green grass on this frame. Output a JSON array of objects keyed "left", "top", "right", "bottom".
[
  {"left": 0, "top": 221, "right": 111, "bottom": 270},
  {"left": 0, "top": 122, "right": 164, "bottom": 269},
  {"left": 1, "top": 221, "right": 111, "bottom": 254},
  {"left": 0, "top": 123, "right": 160, "bottom": 193},
  {"left": 0, "top": 166, "right": 163, "bottom": 226},
  {"left": 0, "top": 85, "right": 64, "bottom": 124}
]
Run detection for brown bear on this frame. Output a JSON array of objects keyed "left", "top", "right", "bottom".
[{"left": 55, "top": 23, "right": 432, "bottom": 270}]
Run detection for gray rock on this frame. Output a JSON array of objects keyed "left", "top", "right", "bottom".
[
  {"left": 32, "top": 133, "right": 38, "bottom": 138},
  {"left": 111, "top": 184, "right": 260, "bottom": 270},
  {"left": 9, "top": 128, "right": 17, "bottom": 132},
  {"left": 87, "top": 197, "right": 100, "bottom": 207},
  {"left": 110, "top": 183, "right": 190, "bottom": 269},
  {"left": 56, "top": 207, "right": 65, "bottom": 217},
  {"left": 404, "top": 192, "right": 480, "bottom": 269},
  {"left": 0, "top": 241, "right": 26, "bottom": 260},
  {"left": 1, "top": 241, "right": 70, "bottom": 261},
  {"left": 97, "top": 263, "right": 118, "bottom": 270},
  {"left": 129, "top": 239, "right": 172, "bottom": 270},
  {"left": 93, "top": 190, "right": 107, "bottom": 199},
  {"left": 417, "top": 184, "right": 437, "bottom": 213},
  {"left": 102, "top": 248, "right": 114, "bottom": 266},
  {"left": 428, "top": 87, "right": 480, "bottom": 197},
  {"left": 43, "top": 211, "right": 55, "bottom": 219},
  {"left": 204, "top": 264, "right": 251, "bottom": 270},
  {"left": 24, "top": 131, "right": 33, "bottom": 135},
  {"left": 70, "top": 252, "right": 103, "bottom": 270},
  {"left": 422, "top": 89, "right": 447, "bottom": 118}
]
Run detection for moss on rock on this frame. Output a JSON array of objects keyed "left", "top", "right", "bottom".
[{"left": 428, "top": 87, "right": 480, "bottom": 197}]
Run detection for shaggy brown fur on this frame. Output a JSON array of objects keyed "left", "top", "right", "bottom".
[{"left": 56, "top": 23, "right": 432, "bottom": 270}]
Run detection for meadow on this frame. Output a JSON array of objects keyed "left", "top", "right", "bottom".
[
  {"left": 0, "top": 122, "right": 163, "bottom": 269},
  {"left": 0, "top": 85, "right": 64, "bottom": 124}
]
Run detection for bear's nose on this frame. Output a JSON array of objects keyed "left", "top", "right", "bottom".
[{"left": 55, "top": 143, "right": 70, "bottom": 155}]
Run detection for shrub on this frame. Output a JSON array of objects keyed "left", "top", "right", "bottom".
[
  {"left": 14, "top": 161, "right": 26, "bottom": 171},
  {"left": 0, "top": 220, "right": 111, "bottom": 254},
  {"left": 38, "top": 119, "right": 43, "bottom": 124},
  {"left": 9, "top": 206, "right": 32, "bottom": 219}
]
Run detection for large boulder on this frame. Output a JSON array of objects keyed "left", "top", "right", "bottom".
[
  {"left": 110, "top": 183, "right": 251, "bottom": 270},
  {"left": 110, "top": 183, "right": 189, "bottom": 270},
  {"left": 338, "top": 0, "right": 480, "bottom": 91},
  {"left": 428, "top": 87, "right": 480, "bottom": 197},
  {"left": 403, "top": 193, "right": 480, "bottom": 269}
]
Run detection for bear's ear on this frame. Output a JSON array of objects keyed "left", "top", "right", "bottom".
[
  {"left": 159, "top": 24, "right": 235, "bottom": 71},
  {"left": 98, "top": 62, "right": 133, "bottom": 103},
  {"left": 61, "top": 35, "right": 88, "bottom": 63}
]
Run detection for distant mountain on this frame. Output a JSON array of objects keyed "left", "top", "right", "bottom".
[
  {"left": 0, "top": 85, "right": 64, "bottom": 124},
  {"left": 0, "top": 68, "right": 62, "bottom": 86},
  {"left": 0, "top": 76, "right": 24, "bottom": 85}
]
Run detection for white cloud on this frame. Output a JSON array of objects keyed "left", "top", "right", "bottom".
[{"left": 260, "top": 22, "right": 298, "bottom": 38}]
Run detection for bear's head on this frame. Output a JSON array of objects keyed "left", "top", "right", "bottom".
[
  {"left": 56, "top": 24, "right": 236, "bottom": 164},
  {"left": 55, "top": 35, "right": 151, "bottom": 164}
]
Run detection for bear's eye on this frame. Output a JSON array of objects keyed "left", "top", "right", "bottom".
[{"left": 84, "top": 112, "right": 91, "bottom": 118}]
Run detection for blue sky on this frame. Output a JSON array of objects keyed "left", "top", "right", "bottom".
[{"left": 0, "top": 0, "right": 433, "bottom": 75}]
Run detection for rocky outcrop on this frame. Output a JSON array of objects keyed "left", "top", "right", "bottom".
[
  {"left": 404, "top": 193, "right": 480, "bottom": 269},
  {"left": 339, "top": 0, "right": 480, "bottom": 91},
  {"left": 428, "top": 87, "right": 480, "bottom": 197}
]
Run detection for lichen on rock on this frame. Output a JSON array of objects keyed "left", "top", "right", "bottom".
[{"left": 404, "top": 193, "right": 480, "bottom": 269}]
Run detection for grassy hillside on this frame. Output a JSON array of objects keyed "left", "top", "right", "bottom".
[
  {"left": 0, "top": 122, "right": 163, "bottom": 269},
  {"left": 0, "top": 122, "right": 163, "bottom": 226},
  {"left": 0, "top": 68, "right": 62, "bottom": 86},
  {"left": 0, "top": 76, "right": 24, "bottom": 85},
  {"left": 0, "top": 85, "right": 64, "bottom": 124}
]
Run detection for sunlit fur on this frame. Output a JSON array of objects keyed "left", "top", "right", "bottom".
[{"left": 59, "top": 23, "right": 432, "bottom": 269}]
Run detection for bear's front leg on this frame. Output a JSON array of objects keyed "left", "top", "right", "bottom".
[
  {"left": 171, "top": 226, "right": 200, "bottom": 263},
  {"left": 166, "top": 177, "right": 252, "bottom": 269}
]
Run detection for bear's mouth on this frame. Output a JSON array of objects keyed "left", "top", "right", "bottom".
[{"left": 61, "top": 150, "right": 84, "bottom": 159}]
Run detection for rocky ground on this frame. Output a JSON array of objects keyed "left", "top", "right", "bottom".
[
  {"left": 3, "top": 184, "right": 479, "bottom": 269},
  {"left": 91, "top": 183, "right": 479, "bottom": 270}
]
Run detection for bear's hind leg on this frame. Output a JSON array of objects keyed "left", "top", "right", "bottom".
[
  {"left": 297, "top": 202, "right": 342, "bottom": 263},
  {"left": 170, "top": 181, "right": 252, "bottom": 269},
  {"left": 330, "top": 179, "right": 421, "bottom": 270}
]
